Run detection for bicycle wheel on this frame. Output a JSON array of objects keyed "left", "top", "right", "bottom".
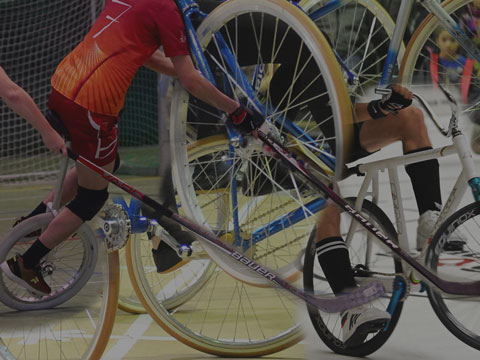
[
  {"left": 303, "top": 198, "right": 404, "bottom": 356},
  {"left": 138, "top": 147, "right": 304, "bottom": 358},
  {"left": 130, "top": 136, "right": 303, "bottom": 356},
  {"left": 0, "top": 213, "right": 119, "bottom": 359},
  {"left": 425, "top": 201, "right": 480, "bottom": 350},
  {"left": 172, "top": 0, "right": 353, "bottom": 286},
  {"left": 167, "top": 0, "right": 354, "bottom": 354},
  {"left": 301, "top": 0, "right": 404, "bottom": 99},
  {"left": 400, "top": 0, "right": 480, "bottom": 122}
]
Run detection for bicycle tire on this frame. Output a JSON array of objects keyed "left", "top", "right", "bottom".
[
  {"left": 0, "top": 213, "right": 119, "bottom": 360},
  {"left": 139, "top": 156, "right": 305, "bottom": 357},
  {"left": 303, "top": 198, "right": 404, "bottom": 356},
  {"left": 0, "top": 213, "right": 97, "bottom": 310},
  {"left": 167, "top": 0, "right": 354, "bottom": 354},
  {"left": 302, "top": 0, "right": 404, "bottom": 98},
  {"left": 425, "top": 201, "right": 480, "bottom": 350},
  {"left": 118, "top": 246, "right": 146, "bottom": 314},
  {"left": 171, "top": 0, "right": 352, "bottom": 286},
  {"left": 126, "top": 230, "right": 215, "bottom": 311}
]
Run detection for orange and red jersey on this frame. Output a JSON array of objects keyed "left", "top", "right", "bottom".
[{"left": 51, "top": 0, "right": 189, "bottom": 116}]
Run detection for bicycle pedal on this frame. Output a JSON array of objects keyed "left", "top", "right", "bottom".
[{"left": 39, "top": 262, "right": 55, "bottom": 277}]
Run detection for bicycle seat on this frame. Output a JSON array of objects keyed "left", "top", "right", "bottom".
[{"left": 45, "top": 109, "right": 71, "bottom": 141}]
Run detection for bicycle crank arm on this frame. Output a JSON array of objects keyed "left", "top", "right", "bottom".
[
  {"left": 67, "top": 148, "right": 385, "bottom": 313},
  {"left": 150, "top": 221, "right": 195, "bottom": 259}
]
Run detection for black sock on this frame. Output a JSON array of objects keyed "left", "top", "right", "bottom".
[
  {"left": 405, "top": 147, "right": 442, "bottom": 215},
  {"left": 316, "top": 236, "right": 356, "bottom": 294},
  {"left": 26, "top": 202, "right": 47, "bottom": 219},
  {"left": 22, "top": 239, "right": 51, "bottom": 269}
]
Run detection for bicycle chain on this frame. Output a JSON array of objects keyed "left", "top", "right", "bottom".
[
  {"left": 197, "top": 184, "right": 314, "bottom": 261},
  {"left": 239, "top": 197, "right": 301, "bottom": 260},
  {"left": 254, "top": 231, "right": 309, "bottom": 261}
]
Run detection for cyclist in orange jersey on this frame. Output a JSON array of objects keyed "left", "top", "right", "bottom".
[{"left": 1, "top": 0, "right": 261, "bottom": 295}]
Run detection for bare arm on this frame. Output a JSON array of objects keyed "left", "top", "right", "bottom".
[
  {"left": 170, "top": 55, "right": 239, "bottom": 114},
  {"left": 143, "top": 50, "right": 177, "bottom": 77},
  {"left": 0, "top": 66, "right": 66, "bottom": 155}
]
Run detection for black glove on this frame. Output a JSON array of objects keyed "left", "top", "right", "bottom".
[
  {"left": 367, "top": 85, "right": 413, "bottom": 119},
  {"left": 228, "top": 105, "right": 265, "bottom": 135}
]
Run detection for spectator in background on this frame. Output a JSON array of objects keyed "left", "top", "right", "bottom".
[{"left": 418, "top": 27, "right": 480, "bottom": 153}]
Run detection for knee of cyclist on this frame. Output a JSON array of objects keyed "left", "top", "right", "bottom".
[
  {"left": 66, "top": 186, "right": 109, "bottom": 221},
  {"left": 399, "top": 107, "right": 427, "bottom": 135}
]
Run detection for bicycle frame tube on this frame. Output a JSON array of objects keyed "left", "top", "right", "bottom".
[
  {"left": 307, "top": 0, "right": 354, "bottom": 20},
  {"left": 250, "top": 197, "right": 327, "bottom": 246},
  {"left": 452, "top": 132, "right": 480, "bottom": 201},
  {"left": 380, "top": 0, "right": 414, "bottom": 86},
  {"left": 52, "top": 143, "right": 70, "bottom": 211},
  {"left": 177, "top": 0, "right": 216, "bottom": 83},
  {"left": 355, "top": 146, "right": 467, "bottom": 254}
]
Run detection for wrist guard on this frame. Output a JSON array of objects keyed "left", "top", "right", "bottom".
[{"left": 367, "top": 100, "right": 387, "bottom": 119}]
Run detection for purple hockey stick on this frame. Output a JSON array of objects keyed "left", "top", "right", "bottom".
[{"left": 67, "top": 148, "right": 385, "bottom": 313}]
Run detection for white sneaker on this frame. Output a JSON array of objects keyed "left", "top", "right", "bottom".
[
  {"left": 341, "top": 305, "right": 390, "bottom": 347},
  {"left": 416, "top": 210, "right": 466, "bottom": 251}
]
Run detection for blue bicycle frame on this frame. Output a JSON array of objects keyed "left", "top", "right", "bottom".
[
  {"left": 127, "top": 0, "right": 480, "bottom": 249},
  {"left": 173, "top": 0, "right": 334, "bottom": 249}
]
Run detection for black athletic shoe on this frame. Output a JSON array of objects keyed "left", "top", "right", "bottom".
[{"left": 0, "top": 255, "right": 51, "bottom": 295}]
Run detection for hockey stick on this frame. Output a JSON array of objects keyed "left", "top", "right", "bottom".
[
  {"left": 256, "top": 129, "right": 480, "bottom": 296},
  {"left": 66, "top": 148, "right": 384, "bottom": 313}
]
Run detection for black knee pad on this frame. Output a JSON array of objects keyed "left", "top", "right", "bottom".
[
  {"left": 113, "top": 153, "right": 121, "bottom": 174},
  {"left": 66, "top": 186, "right": 109, "bottom": 221}
]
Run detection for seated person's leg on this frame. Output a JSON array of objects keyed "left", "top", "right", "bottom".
[
  {"left": 356, "top": 104, "right": 456, "bottom": 250},
  {"left": 315, "top": 203, "right": 391, "bottom": 346}
]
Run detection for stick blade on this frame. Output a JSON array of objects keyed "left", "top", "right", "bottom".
[{"left": 309, "top": 281, "right": 386, "bottom": 313}]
